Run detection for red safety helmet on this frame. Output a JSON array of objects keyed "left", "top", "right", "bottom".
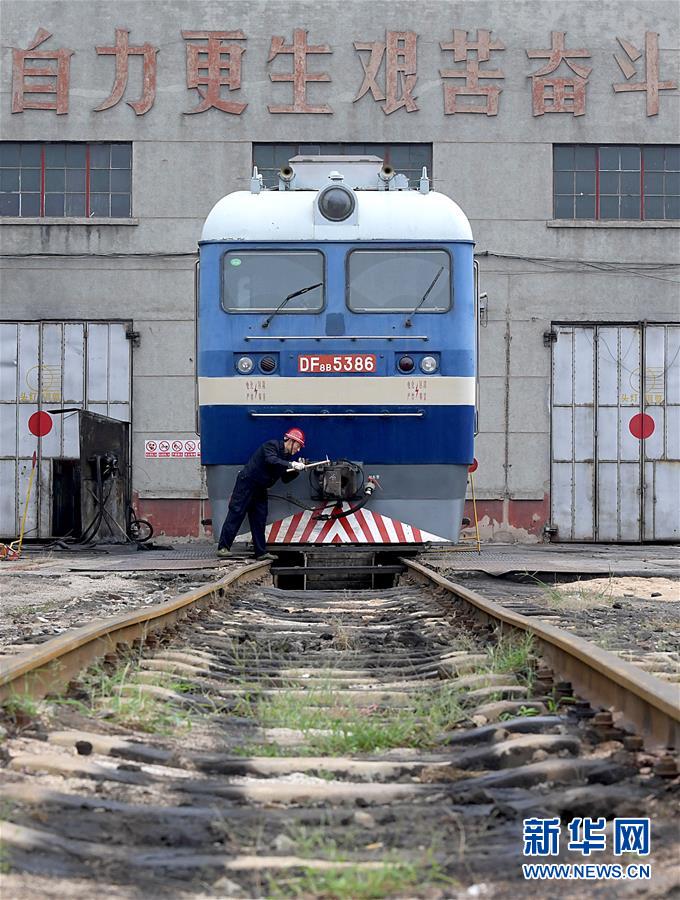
[{"left": 284, "top": 427, "right": 305, "bottom": 447}]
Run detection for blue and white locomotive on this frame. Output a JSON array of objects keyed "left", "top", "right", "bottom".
[{"left": 198, "top": 156, "right": 477, "bottom": 545}]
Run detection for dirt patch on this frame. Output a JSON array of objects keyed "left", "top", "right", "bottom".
[{"left": 0, "top": 571, "right": 219, "bottom": 653}]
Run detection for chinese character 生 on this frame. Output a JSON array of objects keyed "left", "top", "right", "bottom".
[{"left": 268, "top": 29, "right": 332, "bottom": 114}]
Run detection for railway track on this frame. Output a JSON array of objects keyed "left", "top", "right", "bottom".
[{"left": 0, "top": 558, "right": 678, "bottom": 898}]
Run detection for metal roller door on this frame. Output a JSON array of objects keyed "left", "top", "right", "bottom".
[
  {"left": 551, "top": 323, "right": 679, "bottom": 542},
  {"left": 0, "top": 321, "right": 131, "bottom": 539}
]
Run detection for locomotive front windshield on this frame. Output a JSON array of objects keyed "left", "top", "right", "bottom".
[
  {"left": 222, "top": 250, "right": 324, "bottom": 312},
  {"left": 347, "top": 249, "right": 452, "bottom": 313}
]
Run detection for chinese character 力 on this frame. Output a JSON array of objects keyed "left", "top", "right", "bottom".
[
  {"left": 613, "top": 33, "right": 678, "bottom": 116},
  {"left": 95, "top": 29, "right": 159, "bottom": 115},
  {"left": 614, "top": 818, "right": 651, "bottom": 855},
  {"left": 440, "top": 29, "right": 505, "bottom": 115},
  {"left": 567, "top": 817, "right": 607, "bottom": 855},
  {"left": 354, "top": 31, "right": 418, "bottom": 115},
  {"left": 12, "top": 28, "right": 74, "bottom": 114},
  {"left": 523, "top": 817, "right": 561, "bottom": 856},
  {"left": 527, "top": 31, "right": 592, "bottom": 116},
  {"left": 268, "top": 29, "right": 332, "bottom": 114},
  {"left": 182, "top": 30, "right": 247, "bottom": 115}
]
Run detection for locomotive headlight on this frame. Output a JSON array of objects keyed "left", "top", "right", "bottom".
[
  {"left": 420, "top": 356, "right": 438, "bottom": 374},
  {"left": 236, "top": 356, "right": 254, "bottom": 374},
  {"left": 398, "top": 355, "right": 415, "bottom": 373},
  {"left": 318, "top": 185, "right": 356, "bottom": 222}
]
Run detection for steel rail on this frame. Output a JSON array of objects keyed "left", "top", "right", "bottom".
[
  {"left": 402, "top": 558, "right": 680, "bottom": 750},
  {"left": 0, "top": 561, "right": 269, "bottom": 704}
]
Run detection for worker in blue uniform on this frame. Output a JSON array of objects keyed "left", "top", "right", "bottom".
[{"left": 217, "top": 428, "right": 306, "bottom": 560}]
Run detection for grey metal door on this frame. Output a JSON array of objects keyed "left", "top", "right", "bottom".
[
  {"left": 551, "top": 323, "right": 679, "bottom": 542},
  {"left": 0, "top": 321, "right": 131, "bottom": 539}
]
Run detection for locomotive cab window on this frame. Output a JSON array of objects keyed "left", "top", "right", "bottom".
[
  {"left": 347, "top": 249, "right": 452, "bottom": 313},
  {"left": 222, "top": 250, "right": 324, "bottom": 312}
]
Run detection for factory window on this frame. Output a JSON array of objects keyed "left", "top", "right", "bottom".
[
  {"left": 0, "top": 142, "right": 132, "bottom": 218},
  {"left": 253, "top": 143, "right": 432, "bottom": 190},
  {"left": 554, "top": 145, "right": 680, "bottom": 220}
]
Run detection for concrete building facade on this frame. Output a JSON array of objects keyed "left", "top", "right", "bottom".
[{"left": 1, "top": 0, "right": 678, "bottom": 543}]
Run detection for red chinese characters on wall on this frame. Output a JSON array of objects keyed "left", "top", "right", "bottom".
[
  {"left": 439, "top": 29, "right": 505, "bottom": 115},
  {"left": 267, "top": 29, "right": 332, "bottom": 113},
  {"left": 613, "top": 32, "right": 678, "bottom": 116},
  {"left": 527, "top": 32, "right": 592, "bottom": 116},
  {"left": 95, "top": 29, "right": 159, "bottom": 116},
  {"left": 12, "top": 28, "right": 73, "bottom": 114},
  {"left": 182, "top": 30, "right": 247, "bottom": 114},
  {"left": 9, "top": 24, "right": 678, "bottom": 119},
  {"left": 354, "top": 31, "right": 418, "bottom": 115}
]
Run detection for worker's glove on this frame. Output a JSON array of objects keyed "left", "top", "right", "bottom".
[{"left": 290, "top": 460, "right": 306, "bottom": 471}]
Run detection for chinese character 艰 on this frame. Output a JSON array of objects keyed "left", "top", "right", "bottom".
[
  {"left": 354, "top": 31, "right": 418, "bottom": 115},
  {"left": 12, "top": 28, "right": 74, "bottom": 114},
  {"left": 182, "top": 30, "right": 247, "bottom": 115},
  {"left": 613, "top": 33, "right": 678, "bottom": 116},
  {"left": 527, "top": 31, "right": 592, "bottom": 116},
  {"left": 439, "top": 29, "right": 505, "bottom": 115},
  {"left": 567, "top": 817, "right": 607, "bottom": 855},
  {"left": 268, "top": 29, "right": 332, "bottom": 114},
  {"left": 614, "top": 818, "right": 651, "bottom": 855},
  {"left": 95, "top": 29, "right": 159, "bottom": 115},
  {"left": 523, "top": 817, "right": 561, "bottom": 856}
]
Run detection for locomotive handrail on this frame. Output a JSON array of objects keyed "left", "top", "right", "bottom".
[
  {"left": 244, "top": 335, "right": 430, "bottom": 342},
  {"left": 249, "top": 412, "right": 425, "bottom": 418}
]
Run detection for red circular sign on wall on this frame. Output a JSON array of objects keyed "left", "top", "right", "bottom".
[
  {"left": 629, "top": 413, "right": 655, "bottom": 440},
  {"left": 468, "top": 458, "right": 479, "bottom": 473},
  {"left": 28, "top": 411, "right": 53, "bottom": 437}
]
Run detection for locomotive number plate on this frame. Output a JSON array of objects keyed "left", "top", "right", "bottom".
[{"left": 298, "top": 354, "right": 376, "bottom": 374}]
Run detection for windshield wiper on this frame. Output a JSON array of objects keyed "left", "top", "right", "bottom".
[
  {"left": 261, "top": 282, "right": 323, "bottom": 329},
  {"left": 404, "top": 266, "right": 445, "bottom": 327}
]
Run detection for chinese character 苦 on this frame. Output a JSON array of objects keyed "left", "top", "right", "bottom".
[{"left": 440, "top": 28, "right": 505, "bottom": 115}]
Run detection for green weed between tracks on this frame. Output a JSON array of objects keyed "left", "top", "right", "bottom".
[
  {"left": 57, "top": 660, "right": 196, "bottom": 735},
  {"left": 266, "top": 855, "right": 455, "bottom": 900}
]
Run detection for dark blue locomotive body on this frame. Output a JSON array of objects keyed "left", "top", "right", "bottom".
[{"left": 198, "top": 157, "right": 477, "bottom": 544}]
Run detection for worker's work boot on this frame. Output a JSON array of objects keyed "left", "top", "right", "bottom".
[
  {"left": 255, "top": 552, "right": 276, "bottom": 561},
  {"left": 216, "top": 547, "right": 233, "bottom": 558}
]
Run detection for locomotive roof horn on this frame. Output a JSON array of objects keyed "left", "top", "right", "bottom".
[
  {"left": 378, "top": 164, "right": 395, "bottom": 182},
  {"left": 278, "top": 164, "right": 296, "bottom": 190}
]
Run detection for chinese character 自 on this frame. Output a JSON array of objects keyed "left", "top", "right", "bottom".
[
  {"left": 12, "top": 28, "right": 74, "bottom": 114},
  {"left": 182, "top": 30, "right": 247, "bottom": 115},
  {"left": 354, "top": 31, "right": 418, "bottom": 115},
  {"left": 613, "top": 33, "right": 677, "bottom": 116},
  {"left": 527, "top": 31, "right": 592, "bottom": 116},
  {"left": 614, "top": 818, "right": 651, "bottom": 855},
  {"left": 567, "top": 817, "right": 607, "bottom": 855},
  {"left": 95, "top": 29, "right": 159, "bottom": 116},
  {"left": 268, "top": 29, "right": 332, "bottom": 114},
  {"left": 523, "top": 817, "right": 561, "bottom": 856},
  {"left": 440, "top": 28, "right": 505, "bottom": 115}
]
